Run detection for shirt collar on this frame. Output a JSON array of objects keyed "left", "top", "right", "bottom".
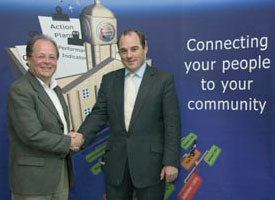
[
  {"left": 125, "top": 62, "right": 146, "bottom": 78},
  {"left": 36, "top": 77, "right": 58, "bottom": 90}
]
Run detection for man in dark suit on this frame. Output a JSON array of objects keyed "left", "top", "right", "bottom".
[
  {"left": 7, "top": 35, "right": 84, "bottom": 200},
  {"left": 78, "top": 29, "right": 181, "bottom": 200}
]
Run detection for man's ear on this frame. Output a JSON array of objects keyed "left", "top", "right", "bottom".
[
  {"left": 26, "top": 58, "right": 31, "bottom": 68},
  {"left": 144, "top": 45, "right": 148, "bottom": 55}
]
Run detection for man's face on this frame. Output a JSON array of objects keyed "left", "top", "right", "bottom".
[
  {"left": 118, "top": 32, "right": 148, "bottom": 72},
  {"left": 27, "top": 39, "right": 57, "bottom": 84}
]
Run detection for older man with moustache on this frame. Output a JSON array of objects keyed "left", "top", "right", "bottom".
[{"left": 7, "top": 35, "right": 84, "bottom": 200}]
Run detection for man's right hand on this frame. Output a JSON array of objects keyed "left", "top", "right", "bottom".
[{"left": 68, "top": 132, "right": 84, "bottom": 151}]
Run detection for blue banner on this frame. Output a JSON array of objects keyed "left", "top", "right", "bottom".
[{"left": 0, "top": 0, "right": 274, "bottom": 199}]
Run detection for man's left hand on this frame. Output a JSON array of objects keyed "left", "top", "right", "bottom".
[{"left": 160, "top": 165, "right": 178, "bottom": 182}]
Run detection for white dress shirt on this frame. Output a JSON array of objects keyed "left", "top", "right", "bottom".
[
  {"left": 36, "top": 78, "right": 68, "bottom": 135},
  {"left": 124, "top": 62, "right": 147, "bottom": 94}
]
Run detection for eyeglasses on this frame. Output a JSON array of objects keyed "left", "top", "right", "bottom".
[{"left": 30, "top": 54, "right": 57, "bottom": 61}]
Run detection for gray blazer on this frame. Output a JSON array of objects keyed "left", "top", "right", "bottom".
[
  {"left": 79, "top": 65, "right": 181, "bottom": 187},
  {"left": 7, "top": 71, "right": 74, "bottom": 195}
]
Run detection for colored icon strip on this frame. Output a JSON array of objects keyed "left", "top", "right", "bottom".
[
  {"left": 181, "top": 149, "right": 201, "bottom": 170},
  {"left": 181, "top": 133, "right": 197, "bottom": 150},
  {"left": 204, "top": 145, "right": 221, "bottom": 166},
  {"left": 178, "top": 173, "right": 203, "bottom": 200},
  {"left": 91, "top": 162, "right": 102, "bottom": 175},
  {"left": 85, "top": 144, "right": 106, "bottom": 163},
  {"left": 164, "top": 183, "right": 175, "bottom": 200},
  {"left": 184, "top": 150, "right": 208, "bottom": 183}
]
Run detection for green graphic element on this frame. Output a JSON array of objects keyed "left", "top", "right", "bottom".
[
  {"left": 90, "top": 162, "right": 102, "bottom": 175},
  {"left": 85, "top": 143, "right": 106, "bottom": 163},
  {"left": 204, "top": 145, "right": 221, "bottom": 166},
  {"left": 181, "top": 133, "right": 197, "bottom": 150},
  {"left": 132, "top": 192, "right": 137, "bottom": 200},
  {"left": 164, "top": 183, "right": 175, "bottom": 200}
]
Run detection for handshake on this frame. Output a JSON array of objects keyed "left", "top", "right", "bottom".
[{"left": 68, "top": 132, "right": 85, "bottom": 151}]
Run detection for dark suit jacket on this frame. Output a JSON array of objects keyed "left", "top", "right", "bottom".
[
  {"left": 78, "top": 65, "right": 181, "bottom": 187},
  {"left": 7, "top": 71, "right": 74, "bottom": 195}
]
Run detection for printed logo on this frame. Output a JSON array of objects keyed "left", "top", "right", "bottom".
[{"left": 96, "top": 22, "right": 115, "bottom": 42}]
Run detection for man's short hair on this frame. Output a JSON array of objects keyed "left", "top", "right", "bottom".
[
  {"left": 117, "top": 29, "right": 147, "bottom": 49},
  {"left": 26, "top": 35, "right": 59, "bottom": 59}
]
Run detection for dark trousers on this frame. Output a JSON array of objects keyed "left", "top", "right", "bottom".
[{"left": 105, "top": 163, "right": 165, "bottom": 200}]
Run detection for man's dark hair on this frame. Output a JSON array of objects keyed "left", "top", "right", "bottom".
[
  {"left": 26, "top": 35, "right": 59, "bottom": 59},
  {"left": 117, "top": 29, "right": 147, "bottom": 49}
]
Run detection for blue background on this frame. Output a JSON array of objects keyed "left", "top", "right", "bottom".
[{"left": 0, "top": 0, "right": 274, "bottom": 199}]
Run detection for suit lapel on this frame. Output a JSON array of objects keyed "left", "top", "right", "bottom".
[
  {"left": 129, "top": 66, "right": 156, "bottom": 130},
  {"left": 55, "top": 86, "right": 70, "bottom": 130},
  {"left": 26, "top": 71, "right": 63, "bottom": 124}
]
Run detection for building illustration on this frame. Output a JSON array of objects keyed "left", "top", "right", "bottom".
[{"left": 6, "top": 0, "right": 150, "bottom": 131}]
